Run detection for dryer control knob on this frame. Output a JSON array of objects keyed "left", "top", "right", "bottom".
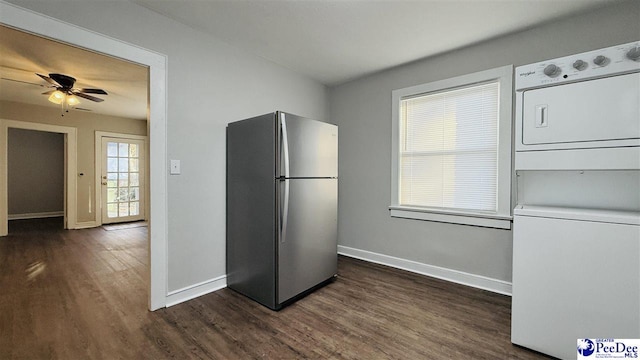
[
  {"left": 593, "top": 55, "right": 608, "bottom": 66},
  {"left": 572, "top": 60, "right": 587, "bottom": 70},
  {"left": 543, "top": 64, "right": 560, "bottom": 77},
  {"left": 626, "top": 46, "right": 640, "bottom": 61}
]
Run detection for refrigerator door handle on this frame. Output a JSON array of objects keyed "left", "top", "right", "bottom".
[
  {"left": 280, "top": 179, "right": 290, "bottom": 243},
  {"left": 280, "top": 113, "right": 290, "bottom": 178}
]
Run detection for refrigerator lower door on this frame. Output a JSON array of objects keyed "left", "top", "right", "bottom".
[
  {"left": 278, "top": 178, "right": 337, "bottom": 304},
  {"left": 512, "top": 212, "right": 640, "bottom": 360}
]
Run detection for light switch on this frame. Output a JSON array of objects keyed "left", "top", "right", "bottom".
[{"left": 170, "top": 160, "right": 181, "bottom": 175}]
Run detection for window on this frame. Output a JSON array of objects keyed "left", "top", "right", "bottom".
[{"left": 390, "top": 65, "right": 513, "bottom": 229}]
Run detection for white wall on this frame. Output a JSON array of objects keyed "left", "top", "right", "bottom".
[
  {"left": 329, "top": 0, "right": 640, "bottom": 286},
  {"left": 6, "top": 0, "right": 328, "bottom": 292},
  {"left": 8, "top": 128, "right": 63, "bottom": 217}
]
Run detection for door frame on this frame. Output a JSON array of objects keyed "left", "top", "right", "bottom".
[
  {"left": 0, "top": 2, "right": 169, "bottom": 310},
  {"left": 0, "top": 120, "right": 77, "bottom": 233},
  {"left": 95, "top": 132, "right": 148, "bottom": 226}
]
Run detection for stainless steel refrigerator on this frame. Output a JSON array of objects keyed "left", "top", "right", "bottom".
[{"left": 226, "top": 111, "right": 338, "bottom": 310}]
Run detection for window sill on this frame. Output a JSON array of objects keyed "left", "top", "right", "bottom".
[{"left": 389, "top": 206, "right": 512, "bottom": 229}]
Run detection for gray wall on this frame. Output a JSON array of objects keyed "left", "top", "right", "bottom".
[
  {"left": 329, "top": 0, "right": 640, "bottom": 283},
  {"left": 5, "top": 0, "right": 328, "bottom": 292},
  {"left": 8, "top": 128, "right": 63, "bottom": 217}
]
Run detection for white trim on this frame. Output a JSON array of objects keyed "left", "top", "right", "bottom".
[
  {"left": 1, "top": 1, "right": 168, "bottom": 311},
  {"left": 166, "top": 276, "right": 227, "bottom": 307},
  {"left": 514, "top": 205, "right": 640, "bottom": 226},
  {"left": 514, "top": 147, "right": 640, "bottom": 171},
  {"left": 74, "top": 221, "right": 99, "bottom": 229},
  {"left": 390, "top": 65, "right": 513, "bottom": 226},
  {"left": 95, "top": 131, "right": 148, "bottom": 226},
  {"left": 390, "top": 207, "right": 512, "bottom": 229},
  {"left": 8, "top": 211, "right": 64, "bottom": 220},
  {"left": 0, "top": 119, "right": 77, "bottom": 234},
  {"left": 338, "top": 245, "right": 512, "bottom": 296}
]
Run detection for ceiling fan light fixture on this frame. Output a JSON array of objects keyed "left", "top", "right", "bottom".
[
  {"left": 67, "top": 95, "right": 80, "bottom": 106},
  {"left": 48, "top": 90, "right": 65, "bottom": 104}
]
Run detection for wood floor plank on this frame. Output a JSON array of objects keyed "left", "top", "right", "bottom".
[{"left": 0, "top": 218, "right": 552, "bottom": 359}]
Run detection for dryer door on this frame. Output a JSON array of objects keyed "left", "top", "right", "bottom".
[{"left": 522, "top": 72, "right": 639, "bottom": 147}]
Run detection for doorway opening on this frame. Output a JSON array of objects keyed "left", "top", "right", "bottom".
[
  {"left": 8, "top": 128, "right": 65, "bottom": 227},
  {"left": 1, "top": 120, "right": 78, "bottom": 235},
  {"left": 1, "top": 2, "right": 168, "bottom": 310}
]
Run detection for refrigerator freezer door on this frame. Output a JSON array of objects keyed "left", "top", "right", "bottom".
[
  {"left": 279, "top": 112, "right": 338, "bottom": 178},
  {"left": 278, "top": 178, "right": 338, "bottom": 304}
]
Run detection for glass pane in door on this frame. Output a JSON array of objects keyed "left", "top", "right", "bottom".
[{"left": 104, "top": 139, "right": 142, "bottom": 222}]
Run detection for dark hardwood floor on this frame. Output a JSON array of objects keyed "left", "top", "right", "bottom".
[{"left": 0, "top": 218, "right": 551, "bottom": 359}]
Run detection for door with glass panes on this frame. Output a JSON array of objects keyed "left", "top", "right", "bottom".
[{"left": 101, "top": 137, "right": 145, "bottom": 223}]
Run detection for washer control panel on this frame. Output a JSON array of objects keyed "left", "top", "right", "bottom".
[{"left": 516, "top": 41, "right": 640, "bottom": 90}]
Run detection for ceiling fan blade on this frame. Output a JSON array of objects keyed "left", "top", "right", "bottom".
[
  {"left": 73, "top": 91, "right": 104, "bottom": 102},
  {"left": 78, "top": 88, "right": 108, "bottom": 95},
  {"left": 42, "top": 90, "right": 55, "bottom": 95},
  {"left": 36, "top": 73, "right": 57, "bottom": 85},
  {"left": 49, "top": 73, "right": 76, "bottom": 88},
  {"left": 2, "top": 77, "right": 49, "bottom": 87}
]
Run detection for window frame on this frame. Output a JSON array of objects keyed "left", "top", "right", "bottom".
[{"left": 390, "top": 65, "right": 513, "bottom": 229}]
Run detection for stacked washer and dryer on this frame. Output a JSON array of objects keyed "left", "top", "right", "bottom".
[{"left": 511, "top": 41, "right": 640, "bottom": 359}]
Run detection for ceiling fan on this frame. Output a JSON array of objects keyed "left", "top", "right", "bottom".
[
  {"left": 37, "top": 73, "right": 108, "bottom": 104},
  {"left": 1, "top": 72, "right": 108, "bottom": 116}
]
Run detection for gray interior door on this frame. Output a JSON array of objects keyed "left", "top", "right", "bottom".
[
  {"left": 279, "top": 113, "right": 338, "bottom": 178},
  {"left": 278, "top": 178, "right": 337, "bottom": 304}
]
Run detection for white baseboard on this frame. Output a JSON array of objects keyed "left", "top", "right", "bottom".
[
  {"left": 73, "top": 221, "right": 98, "bottom": 229},
  {"left": 8, "top": 211, "right": 63, "bottom": 220},
  {"left": 166, "top": 275, "right": 227, "bottom": 307},
  {"left": 338, "top": 245, "right": 512, "bottom": 296}
]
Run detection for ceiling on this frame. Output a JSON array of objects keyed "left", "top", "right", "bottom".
[
  {"left": 0, "top": 25, "right": 148, "bottom": 120},
  {"left": 133, "top": 0, "right": 617, "bottom": 86},
  {"left": 0, "top": 1, "right": 618, "bottom": 119}
]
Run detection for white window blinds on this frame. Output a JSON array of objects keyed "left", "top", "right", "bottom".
[{"left": 399, "top": 81, "right": 499, "bottom": 212}]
